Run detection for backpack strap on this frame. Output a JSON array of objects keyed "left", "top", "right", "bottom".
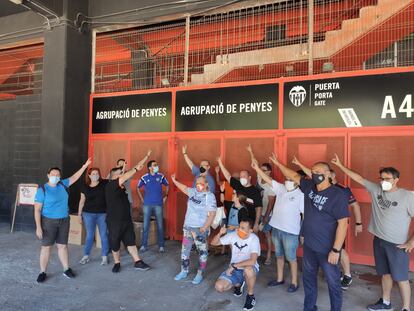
[{"left": 40, "top": 181, "right": 69, "bottom": 197}]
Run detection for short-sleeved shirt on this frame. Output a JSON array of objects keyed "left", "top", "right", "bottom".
[
  {"left": 269, "top": 180, "right": 304, "bottom": 235},
  {"left": 300, "top": 178, "right": 350, "bottom": 254},
  {"left": 81, "top": 180, "right": 108, "bottom": 214},
  {"left": 364, "top": 180, "right": 414, "bottom": 244},
  {"left": 230, "top": 177, "right": 262, "bottom": 221},
  {"left": 220, "top": 231, "right": 260, "bottom": 270},
  {"left": 334, "top": 183, "right": 357, "bottom": 205},
  {"left": 257, "top": 179, "right": 276, "bottom": 216},
  {"left": 35, "top": 179, "right": 70, "bottom": 219},
  {"left": 184, "top": 188, "right": 217, "bottom": 228},
  {"left": 191, "top": 165, "right": 216, "bottom": 193},
  {"left": 138, "top": 172, "right": 169, "bottom": 206},
  {"left": 105, "top": 178, "right": 132, "bottom": 222}
]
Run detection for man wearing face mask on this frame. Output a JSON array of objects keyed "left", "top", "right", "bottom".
[
  {"left": 292, "top": 156, "right": 363, "bottom": 290},
  {"left": 182, "top": 145, "right": 216, "bottom": 193},
  {"left": 332, "top": 154, "right": 414, "bottom": 311},
  {"left": 137, "top": 160, "right": 169, "bottom": 253},
  {"left": 251, "top": 160, "right": 304, "bottom": 293},
  {"left": 34, "top": 158, "right": 92, "bottom": 283},
  {"left": 212, "top": 217, "right": 260, "bottom": 311},
  {"left": 268, "top": 153, "right": 349, "bottom": 311},
  {"left": 217, "top": 157, "right": 263, "bottom": 233}
]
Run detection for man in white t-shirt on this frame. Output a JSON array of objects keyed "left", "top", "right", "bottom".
[
  {"left": 212, "top": 218, "right": 260, "bottom": 311},
  {"left": 252, "top": 160, "right": 304, "bottom": 293}
]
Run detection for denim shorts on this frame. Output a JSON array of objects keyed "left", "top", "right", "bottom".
[
  {"left": 271, "top": 228, "right": 299, "bottom": 261},
  {"left": 219, "top": 266, "right": 259, "bottom": 286},
  {"left": 373, "top": 236, "right": 409, "bottom": 281},
  {"left": 259, "top": 216, "right": 272, "bottom": 233}
]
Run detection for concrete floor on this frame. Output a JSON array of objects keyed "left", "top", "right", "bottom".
[{"left": 0, "top": 224, "right": 412, "bottom": 311}]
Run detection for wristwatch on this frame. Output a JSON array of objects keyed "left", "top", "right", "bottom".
[
  {"left": 331, "top": 247, "right": 341, "bottom": 253},
  {"left": 231, "top": 263, "right": 238, "bottom": 270},
  {"left": 355, "top": 222, "right": 362, "bottom": 226}
]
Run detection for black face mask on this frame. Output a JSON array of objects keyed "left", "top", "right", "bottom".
[
  {"left": 312, "top": 173, "right": 325, "bottom": 185},
  {"left": 199, "top": 167, "right": 206, "bottom": 174}
]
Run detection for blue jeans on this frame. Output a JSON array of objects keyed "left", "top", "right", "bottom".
[
  {"left": 82, "top": 212, "right": 109, "bottom": 256},
  {"left": 303, "top": 245, "right": 342, "bottom": 311},
  {"left": 142, "top": 205, "right": 164, "bottom": 248}
]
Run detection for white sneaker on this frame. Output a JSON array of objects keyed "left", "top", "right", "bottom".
[
  {"left": 79, "top": 256, "right": 90, "bottom": 265},
  {"left": 159, "top": 247, "right": 165, "bottom": 253},
  {"left": 101, "top": 256, "right": 108, "bottom": 266}
]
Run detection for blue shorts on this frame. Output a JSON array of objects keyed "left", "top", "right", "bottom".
[
  {"left": 271, "top": 228, "right": 299, "bottom": 262},
  {"left": 260, "top": 217, "right": 272, "bottom": 233},
  {"left": 219, "top": 266, "right": 259, "bottom": 286},
  {"left": 373, "top": 236, "right": 409, "bottom": 282}
]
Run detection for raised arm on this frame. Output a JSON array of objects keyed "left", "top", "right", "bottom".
[
  {"left": 182, "top": 145, "right": 195, "bottom": 170},
  {"left": 331, "top": 154, "right": 365, "bottom": 185},
  {"left": 269, "top": 153, "right": 301, "bottom": 184},
  {"left": 292, "top": 156, "right": 311, "bottom": 178},
  {"left": 69, "top": 158, "right": 92, "bottom": 186},
  {"left": 217, "top": 157, "right": 231, "bottom": 182},
  {"left": 251, "top": 159, "right": 272, "bottom": 185},
  {"left": 171, "top": 174, "right": 189, "bottom": 196},
  {"left": 214, "top": 166, "right": 221, "bottom": 185},
  {"left": 246, "top": 144, "right": 256, "bottom": 162},
  {"left": 119, "top": 150, "right": 151, "bottom": 185}
]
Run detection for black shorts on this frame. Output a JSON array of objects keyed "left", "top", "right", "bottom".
[
  {"left": 41, "top": 216, "right": 70, "bottom": 246},
  {"left": 107, "top": 221, "right": 136, "bottom": 252},
  {"left": 373, "top": 236, "right": 409, "bottom": 282}
]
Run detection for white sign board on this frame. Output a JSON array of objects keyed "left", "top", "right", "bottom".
[{"left": 18, "top": 184, "right": 38, "bottom": 205}]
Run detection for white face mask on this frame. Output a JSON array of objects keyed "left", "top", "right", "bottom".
[
  {"left": 90, "top": 175, "right": 100, "bottom": 182},
  {"left": 285, "top": 180, "right": 296, "bottom": 191},
  {"left": 240, "top": 178, "right": 248, "bottom": 187},
  {"left": 381, "top": 180, "right": 393, "bottom": 191}
]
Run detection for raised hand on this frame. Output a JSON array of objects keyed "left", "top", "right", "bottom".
[
  {"left": 215, "top": 166, "right": 220, "bottom": 174},
  {"left": 331, "top": 153, "right": 342, "bottom": 167},
  {"left": 269, "top": 152, "right": 279, "bottom": 165},
  {"left": 246, "top": 144, "right": 253, "bottom": 153},
  {"left": 147, "top": 150, "right": 152, "bottom": 157},
  {"left": 182, "top": 145, "right": 187, "bottom": 155},
  {"left": 83, "top": 158, "right": 92, "bottom": 167},
  {"left": 171, "top": 174, "right": 176, "bottom": 181},
  {"left": 292, "top": 155, "right": 300, "bottom": 166}
]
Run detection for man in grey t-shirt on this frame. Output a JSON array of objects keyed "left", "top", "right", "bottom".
[{"left": 332, "top": 154, "right": 414, "bottom": 311}]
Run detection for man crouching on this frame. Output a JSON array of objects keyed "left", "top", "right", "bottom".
[{"left": 211, "top": 217, "right": 260, "bottom": 311}]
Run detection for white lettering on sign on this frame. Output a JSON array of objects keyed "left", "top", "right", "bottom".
[
  {"left": 314, "top": 82, "right": 340, "bottom": 91},
  {"left": 381, "top": 94, "right": 412, "bottom": 119},
  {"left": 96, "top": 107, "right": 167, "bottom": 120},
  {"left": 179, "top": 102, "right": 273, "bottom": 116}
]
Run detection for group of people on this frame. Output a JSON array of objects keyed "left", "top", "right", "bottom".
[{"left": 33, "top": 145, "right": 414, "bottom": 311}]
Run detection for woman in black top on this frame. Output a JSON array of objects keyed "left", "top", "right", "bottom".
[{"left": 78, "top": 167, "right": 109, "bottom": 265}]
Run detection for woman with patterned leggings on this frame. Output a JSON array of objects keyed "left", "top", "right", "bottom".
[{"left": 171, "top": 174, "right": 217, "bottom": 285}]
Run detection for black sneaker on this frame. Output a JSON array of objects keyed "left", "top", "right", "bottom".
[
  {"left": 134, "top": 260, "right": 150, "bottom": 271},
  {"left": 36, "top": 272, "right": 47, "bottom": 283},
  {"left": 341, "top": 275, "right": 352, "bottom": 290},
  {"left": 63, "top": 268, "right": 75, "bottom": 279},
  {"left": 234, "top": 281, "right": 245, "bottom": 297},
  {"left": 367, "top": 298, "right": 393, "bottom": 311},
  {"left": 112, "top": 263, "right": 121, "bottom": 273},
  {"left": 243, "top": 294, "right": 256, "bottom": 311}
]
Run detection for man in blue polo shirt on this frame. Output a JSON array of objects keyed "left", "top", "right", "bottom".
[
  {"left": 137, "top": 160, "right": 169, "bottom": 253},
  {"left": 34, "top": 158, "right": 91, "bottom": 283}
]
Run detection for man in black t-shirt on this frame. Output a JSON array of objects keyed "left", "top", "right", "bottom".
[
  {"left": 105, "top": 154, "right": 151, "bottom": 273},
  {"left": 217, "top": 157, "right": 262, "bottom": 233}
]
